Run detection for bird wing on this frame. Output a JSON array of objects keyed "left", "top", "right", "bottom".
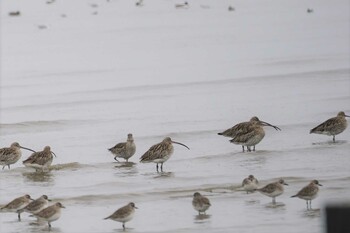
[
  {"left": 310, "top": 117, "right": 339, "bottom": 133},
  {"left": 23, "top": 152, "right": 51, "bottom": 165},
  {"left": 109, "top": 142, "right": 126, "bottom": 152},
  {"left": 35, "top": 206, "right": 56, "bottom": 218},
  {"left": 140, "top": 142, "right": 167, "bottom": 161},
  {"left": 219, "top": 122, "right": 251, "bottom": 137},
  {"left": 258, "top": 183, "right": 277, "bottom": 194},
  {"left": 1, "top": 197, "right": 25, "bottom": 210},
  {"left": 0, "top": 148, "right": 16, "bottom": 161}
]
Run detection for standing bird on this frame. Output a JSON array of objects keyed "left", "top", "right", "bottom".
[
  {"left": 31, "top": 202, "right": 65, "bottom": 230},
  {"left": 242, "top": 175, "right": 259, "bottom": 194},
  {"left": 310, "top": 111, "right": 349, "bottom": 142},
  {"left": 0, "top": 194, "right": 33, "bottom": 221},
  {"left": 18, "top": 195, "right": 51, "bottom": 216},
  {"left": 291, "top": 180, "right": 322, "bottom": 209},
  {"left": 104, "top": 202, "right": 138, "bottom": 230},
  {"left": 108, "top": 134, "right": 136, "bottom": 162},
  {"left": 23, "top": 146, "right": 56, "bottom": 171},
  {"left": 140, "top": 137, "right": 190, "bottom": 172},
  {"left": 0, "top": 142, "right": 35, "bottom": 169},
  {"left": 192, "top": 192, "right": 211, "bottom": 215},
  {"left": 218, "top": 116, "right": 281, "bottom": 152},
  {"left": 257, "top": 179, "right": 288, "bottom": 204}
]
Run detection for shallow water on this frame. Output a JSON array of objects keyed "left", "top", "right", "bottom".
[{"left": 1, "top": 0, "right": 350, "bottom": 232}]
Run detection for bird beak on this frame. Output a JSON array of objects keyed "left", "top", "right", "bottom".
[
  {"left": 171, "top": 141, "right": 190, "bottom": 150},
  {"left": 61, "top": 205, "right": 66, "bottom": 208},
  {"left": 284, "top": 183, "right": 289, "bottom": 186},
  {"left": 318, "top": 183, "right": 323, "bottom": 186},
  {"left": 345, "top": 114, "right": 350, "bottom": 118},
  {"left": 260, "top": 121, "right": 281, "bottom": 131},
  {"left": 134, "top": 206, "right": 138, "bottom": 209},
  {"left": 30, "top": 198, "right": 35, "bottom": 200},
  {"left": 51, "top": 151, "right": 57, "bottom": 157},
  {"left": 20, "top": 146, "right": 36, "bottom": 153}
]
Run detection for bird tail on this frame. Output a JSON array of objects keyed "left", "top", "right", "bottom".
[
  {"left": 218, "top": 132, "right": 223, "bottom": 135},
  {"left": 103, "top": 216, "right": 110, "bottom": 220}
]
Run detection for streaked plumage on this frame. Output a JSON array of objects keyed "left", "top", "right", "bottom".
[
  {"left": 104, "top": 202, "right": 137, "bottom": 230},
  {"left": 0, "top": 142, "right": 35, "bottom": 169},
  {"left": 257, "top": 179, "right": 288, "bottom": 204},
  {"left": 18, "top": 195, "right": 50, "bottom": 215},
  {"left": 23, "top": 146, "right": 56, "bottom": 171},
  {"left": 291, "top": 180, "right": 322, "bottom": 209},
  {"left": 32, "top": 202, "right": 65, "bottom": 229},
  {"left": 242, "top": 175, "right": 259, "bottom": 194},
  {"left": 140, "top": 137, "right": 190, "bottom": 172},
  {"left": 1, "top": 194, "right": 33, "bottom": 221},
  {"left": 218, "top": 116, "right": 281, "bottom": 152},
  {"left": 310, "top": 111, "right": 349, "bottom": 142},
  {"left": 108, "top": 134, "right": 136, "bottom": 162},
  {"left": 192, "top": 192, "right": 211, "bottom": 215}
]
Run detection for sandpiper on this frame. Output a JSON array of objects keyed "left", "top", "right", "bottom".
[
  {"left": 18, "top": 195, "right": 51, "bottom": 215},
  {"left": 175, "top": 2, "right": 189, "bottom": 9},
  {"left": 218, "top": 117, "right": 281, "bottom": 152},
  {"left": 291, "top": 180, "right": 322, "bottom": 209},
  {"left": 32, "top": 202, "right": 65, "bottom": 229},
  {"left": 192, "top": 192, "right": 211, "bottom": 215},
  {"left": 1, "top": 194, "right": 33, "bottom": 221},
  {"left": 108, "top": 134, "right": 136, "bottom": 162},
  {"left": 104, "top": 202, "right": 138, "bottom": 230},
  {"left": 140, "top": 137, "right": 190, "bottom": 172},
  {"left": 310, "top": 111, "right": 349, "bottom": 142},
  {"left": 0, "top": 142, "right": 35, "bottom": 169},
  {"left": 23, "top": 146, "right": 56, "bottom": 171},
  {"left": 257, "top": 179, "right": 288, "bottom": 204},
  {"left": 242, "top": 175, "right": 259, "bottom": 194}
]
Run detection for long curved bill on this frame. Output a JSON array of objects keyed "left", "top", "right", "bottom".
[
  {"left": 51, "top": 151, "right": 57, "bottom": 157},
  {"left": 260, "top": 121, "right": 281, "bottom": 131},
  {"left": 345, "top": 114, "right": 350, "bottom": 118},
  {"left": 171, "top": 141, "right": 190, "bottom": 150},
  {"left": 20, "top": 146, "right": 36, "bottom": 153}
]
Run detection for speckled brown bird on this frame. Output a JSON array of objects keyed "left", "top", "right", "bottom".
[
  {"left": 1, "top": 194, "right": 33, "bottom": 221},
  {"left": 257, "top": 179, "right": 288, "bottom": 204},
  {"left": 104, "top": 202, "right": 138, "bottom": 230},
  {"left": 108, "top": 133, "right": 136, "bottom": 162},
  {"left": 0, "top": 142, "right": 35, "bottom": 169},
  {"left": 192, "top": 192, "right": 211, "bottom": 215},
  {"left": 23, "top": 146, "right": 56, "bottom": 171},
  {"left": 291, "top": 180, "right": 322, "bottom": 209},
  {"left": 310, "top": 111, "right": 349, "bottom": 142}
]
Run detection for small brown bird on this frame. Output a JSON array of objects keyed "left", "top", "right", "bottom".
[
  {"left": 257, "top": 179, "right": 288, "bottom": 204},
  {"left": 108, "top": 134, "right": 136, "bottom": 162},
  {"left": 242, "top": 175, "right": 259, "bottom": 194},
  {"left": 1, "top": 194, "right": 33, "bottom": 221},
  {"left": 104, "top": 202, "right": 138, "bottom": 230},
  {"left": 32, "top": 202, "right": 65, "bottom": 229},
  {"left": 140, "top": 137, "right": 190, "bottom": 172},
  {"left": 23, "top": 146, "right": 56, "bottom": 171},
  {"left": 291, "top": 180, "right": 322, "bottom": 209},
  {"left": 310, "top": 111, "right": 349, "bottom": 142},
  {"left": 192, "top": 192, "right": 211, "bottom": 215},
  {"left": 0, "top": 142, "right": 35, "bottom": 169},
  {"left": 219, "top": 117, "right": 281, "bottom": 152},
  {"left": 18, "top": 195, "right": 51, "bottom": 215}
]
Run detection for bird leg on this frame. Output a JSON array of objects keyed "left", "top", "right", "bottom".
[
  {"left": 242, "top": 146, "right": 245, "bottom": 152},
  {"left": 17, "top": 212, "right": 21, "bottom": 221},
  {"left": 247, "top": 146, "right": 251, "bottom": 152},
  {"left": 156, "top": 163, "right": 159, "bottom": 173},
  {"left": 7, "top": 164, "right": 11, "bottom": 169},
  {"left": 122, "top": 222, "right": 125, "bottom": 230},
  {"left": 114, "top": 157, "right": 120, "bottom": 162},
  {"left": 272, "top": 197, "right": 276, "bottom": 204},
  {"left": 160, "top": 163, "right": 164, "bottom": 172},
  {"left": 253, "top": 146, "right": 256, "bottom": 151},
  {"left": 333, "top": 135, "right": 335, "bottom": 142}
]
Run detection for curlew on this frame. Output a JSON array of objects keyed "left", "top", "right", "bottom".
[
  {"left": 0, "top": 142, "right": 35, "bottom": 169},
  {"left": 140, "top": 137, "right": 189, "bottom": 172},
  {"left": 23, "top": 146, "right": 56, "bottom": 171}
]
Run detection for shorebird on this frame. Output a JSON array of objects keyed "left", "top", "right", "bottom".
[
  {"left": 0, "top": 142, "right": 36, "bottom": 169},
  {"left": 1, "top": 194, "right": 33, "bottom": 221},
  {"left": 291, "top": 180, "right": 322, "bottom": 209},
  {"left": 218, "top": 116, "right": 281, "bottom": 152},
  {"left": 175, "top": 2, "right": 189, "bottom": 9},
  {"left": 310, "top": 111, "right": 349, "bottom": 142},
  {"left": 242, "top": 175, "right": 259, "bottom": 194},
  {"left": 192, "top": 192, "right": 211, "bottom": 215},
  {"left": 108, "top": 134, "right": 136, "bottom": 162},
  {"left": 104, "top": 202, "right": 138, "bottom": 230},
  {"left": 257, "top": 179, "right": 288, "bottom": 204},
  {"left": 31, "top": 202, "right": 65, "bottom": 229},
  {"left": 18, "top": 195, "right": 51, "bottom": 216},
  {"left": 23, "top": 146, "right": 56, "bottom": 171},
  {"left": 140, "top": 137, "right": 190, "bottom": 172}
]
